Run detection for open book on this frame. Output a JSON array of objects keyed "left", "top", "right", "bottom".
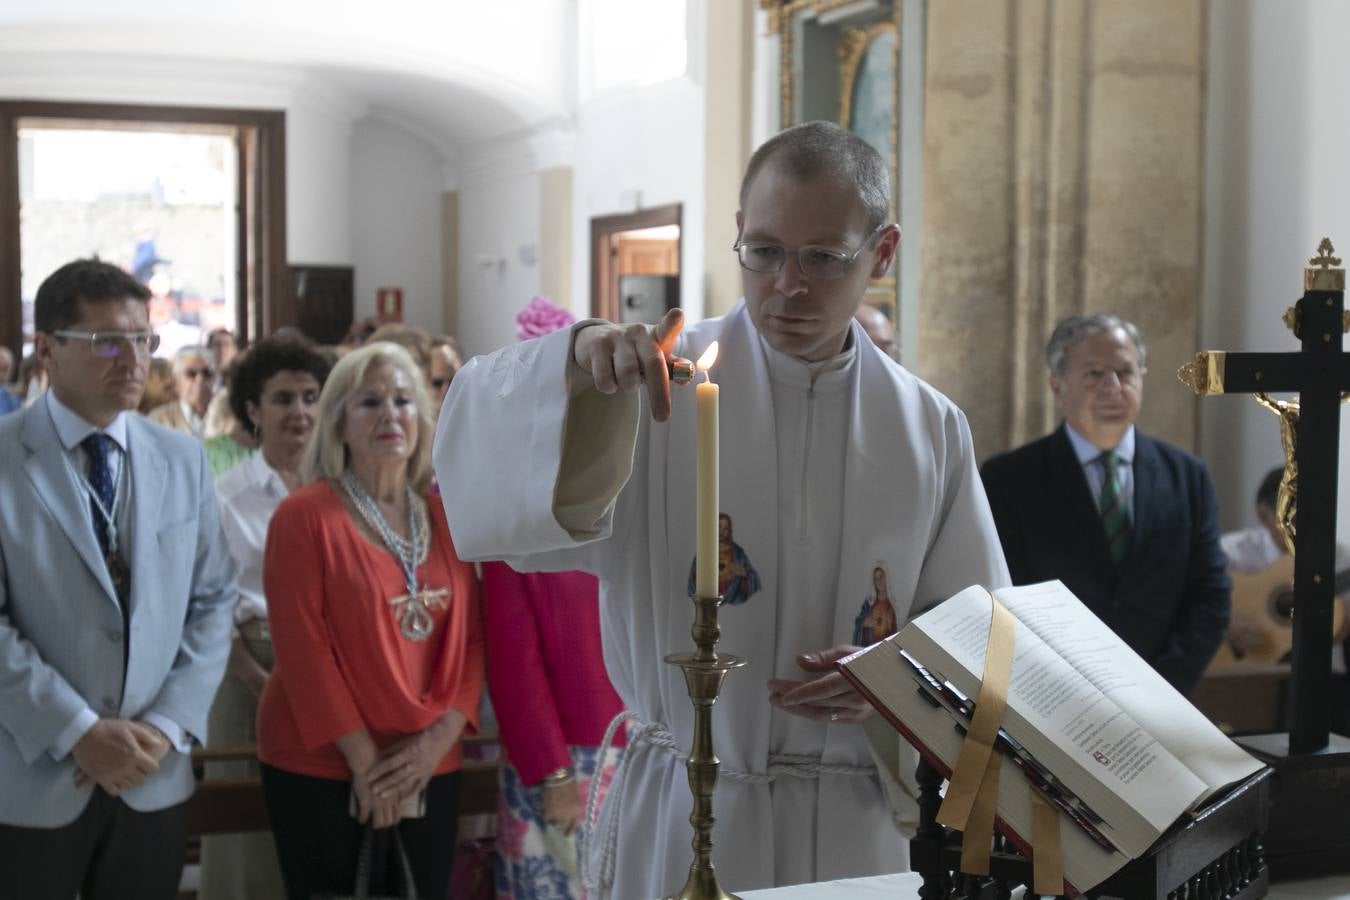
[{"left": 839, "top": 581, "right": 1263, "bottom": 893}]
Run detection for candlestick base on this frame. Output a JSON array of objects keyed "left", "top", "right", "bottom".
[{"left": 663, "top": 593, "right": 746, "bottom": 900}]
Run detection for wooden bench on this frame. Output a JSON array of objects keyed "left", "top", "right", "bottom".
[{"left": 1191, "top": 665, "right": 1290, "bottom": 736}]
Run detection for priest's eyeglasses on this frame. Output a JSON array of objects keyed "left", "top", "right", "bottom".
[
  {"left": 733, "top": 223, "right": 887, "bottom": 280},
  {"left": 53, "top": 330, "right": 161, "bottom": 357}
]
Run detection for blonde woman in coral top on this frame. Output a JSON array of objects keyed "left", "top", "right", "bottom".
[{"left": 257, "top": 342, "right": 484, "bottom": 900}]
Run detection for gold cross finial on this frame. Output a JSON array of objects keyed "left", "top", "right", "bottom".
[
  {"left": 1306, "top": 237, "right": 1346, "bottom": 290},
  {"left": 1310, "top": 237, "right": 1342, "bottom": 269}
]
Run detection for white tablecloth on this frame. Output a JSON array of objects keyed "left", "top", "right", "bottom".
[
  {"left": 739, "top": 874, "right": 922, "bottom": 898},
  {"left": 736, "top": 872, "right": 1350, "bottom": 899}
]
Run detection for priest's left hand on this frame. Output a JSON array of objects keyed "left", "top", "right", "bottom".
[{"left": 767, "top": 646, "right": 876, "bottom": 724}]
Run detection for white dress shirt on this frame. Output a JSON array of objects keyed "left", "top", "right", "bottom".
[
  {"left": 44, "top": 391, "right": 189, "bottom": 754},
  {"left": 180, "top": 399, "right": 206, "bottom": 439},
  {"left": 215, "top": 450, "right": 290, "bottom": 625}
]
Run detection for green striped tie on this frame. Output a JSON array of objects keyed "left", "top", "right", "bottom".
[{"left": 1098, "top": 451, "right": 1132, "bottom": 565}]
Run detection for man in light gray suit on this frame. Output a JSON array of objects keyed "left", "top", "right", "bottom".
[{"left": 0, "top": 259, "right": 236, "bottom": 899}]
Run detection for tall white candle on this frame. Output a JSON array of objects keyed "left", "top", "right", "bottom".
[{"left": 695, "top": 342, "right": 720, "bottom": 598}]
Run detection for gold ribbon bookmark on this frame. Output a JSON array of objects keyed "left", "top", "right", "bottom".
[
  {"left": 1031, "top": 792, "right": 1065, "bottom": 895},
  {"left": 937, "top": 593, "right": 1015, "bottom": 872},
  {"left": 936, "top": 592, "right": 1064, "bottom": 893}
]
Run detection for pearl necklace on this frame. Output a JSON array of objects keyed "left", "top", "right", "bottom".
[{"left": 340, "top": 471, "right": 447, "bottom": 640}]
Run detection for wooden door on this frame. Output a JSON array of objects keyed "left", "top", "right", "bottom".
[{"left": 615, "top": 237, "right": 679, "bottom": 276}]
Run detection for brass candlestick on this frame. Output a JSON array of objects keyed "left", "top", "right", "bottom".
[{"left": 664, "top": 592, "right": 747, "bottom": 900}]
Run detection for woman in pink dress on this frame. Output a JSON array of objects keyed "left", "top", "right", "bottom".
[
  {"left": 484, "top": 565, "right": 625, "bottom": 899},
  {"left": 483, "top": 296, "right": 626, "bottom": 899}
]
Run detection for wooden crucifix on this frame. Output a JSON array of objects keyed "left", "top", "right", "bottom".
[{"left": 1179, "top": 238, "right": 1350, "bottom": 754}]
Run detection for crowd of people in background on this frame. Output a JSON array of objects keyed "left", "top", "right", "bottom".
[
  {"left": 0, "top": 243, "right": 1337, "bottom": 899},
  {"left": 0, "top": 259, "right": 616, "bottom": 900}
]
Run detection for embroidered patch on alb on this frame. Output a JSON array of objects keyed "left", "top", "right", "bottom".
[{"left": 487, "top": 341, "right": 542, "bottom": 398}]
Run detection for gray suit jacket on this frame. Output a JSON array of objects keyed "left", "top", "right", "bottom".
[{"left": 0, "top": 400, "right": 236, "bottom": 826}]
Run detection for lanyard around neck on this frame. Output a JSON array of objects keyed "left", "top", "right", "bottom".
[{"left": 70, "top": 441, "right": 126, "bottom": 557}]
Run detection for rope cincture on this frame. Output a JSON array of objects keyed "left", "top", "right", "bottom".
[{"left": 580, "top": 710, "right": 879, "bottom": 895}]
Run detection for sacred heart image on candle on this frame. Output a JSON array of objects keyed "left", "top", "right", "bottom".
[{"left": 686, "top": 511, "right": 763, "bottom": 605}]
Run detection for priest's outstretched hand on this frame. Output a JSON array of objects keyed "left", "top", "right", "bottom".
[
  {"left": 767, "top": 646, "right": 877, "bottom": 724},
  {"left": 572, "top": 308, "right": 685, "bottom": 422}
]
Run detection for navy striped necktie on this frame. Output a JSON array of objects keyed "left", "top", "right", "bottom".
[
  {"left": 80, "top": 433, "right": 117, "bottom": 558},
  {"left": 1098, "top": 450, "right": 1131, "bottom": 565}
]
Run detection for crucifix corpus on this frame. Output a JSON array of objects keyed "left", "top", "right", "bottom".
[{"left": 1179, "top": 237, "right": 1350, "bottom": 754}]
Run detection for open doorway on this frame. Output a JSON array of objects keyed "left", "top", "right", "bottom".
[
  {"left": 0, "top": 100, "right": 288, "bottom": 365},
  {"left": 590, "top": 204, "right": 681, "bottom": 323},
  {"left": 17, "top": 123, "right": 238, "bottom": 360}
]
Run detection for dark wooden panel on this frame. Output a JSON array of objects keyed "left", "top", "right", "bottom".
[
  {"left": 291, "top": 264, "right": 353, "bottom": 345},
  {"left": 1240, "top": 732, "right": 1350, "bottom": 881},
  {"left": 0, "top": 100, "right": 280, "bottom": 128},
  {"left": 1191, "top": 667, "right": 1289, "bottom": 736}
]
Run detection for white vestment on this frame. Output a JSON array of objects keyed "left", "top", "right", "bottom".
[{"left": 435, "top": 301, "right": 1009, "bottom": 898}]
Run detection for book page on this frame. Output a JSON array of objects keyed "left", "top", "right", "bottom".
[
  {"left": 992, "top": 581, "right": 1261, "bottom": 795},
  {"left": 898, "top": 585, "right": 1206, "bottom": 858}
]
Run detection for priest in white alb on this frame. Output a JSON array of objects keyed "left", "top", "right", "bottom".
[{"left": 434, "top": 121, "right": 1009, "bottom": 898}]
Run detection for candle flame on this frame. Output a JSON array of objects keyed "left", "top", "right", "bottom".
[{"left": 696, "top": 342, "right": 719, "bottom": 382}]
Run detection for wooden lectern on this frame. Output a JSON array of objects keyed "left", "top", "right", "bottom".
[{"left": 911, "top": 760, "right": 1272, "bottom": 899}]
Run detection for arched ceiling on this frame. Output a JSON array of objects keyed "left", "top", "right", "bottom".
[{"left": 0, "top": 2, "right": 578, "bottom": 156}]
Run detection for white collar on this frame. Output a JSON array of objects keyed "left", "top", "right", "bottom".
[
  {"left": 46, "top": 390, "right": 128, "bottom": 454},
  {"left": 179, "top": 399, "right": 206, "bottom": 433},
  {"left": 757, "top": 327, "right": 858, "bottom": 392},
  {"left": 243, "top": 449, "right": 290, "bottom": 498},
  {"left": 1064, "top": 422, "right": 1135, "bottom": 465}
]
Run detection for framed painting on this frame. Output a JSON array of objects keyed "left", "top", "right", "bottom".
[
  {"left": 840, "top": 22, "right": 898, "bottom": 219},
  {"left": 764, "top": 0, "right": 902, "bottom": 312}
]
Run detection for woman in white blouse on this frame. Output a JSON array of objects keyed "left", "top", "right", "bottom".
[{"left": 199, "top": 335, "right": 331, "bottom": 900}]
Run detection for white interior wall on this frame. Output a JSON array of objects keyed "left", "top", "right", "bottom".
[
  {"left": 0, "top": 57, "right": 467, "bottom": 332},
  {"left": 569, "top": 0, "right": 707, "bottom": 324},
  {"left": 0, "top": 2, "right": 574, "bottom": 128},
  {"left": 570, "top": 77, "right": 707, "bottom": 323},
  {"left": 456, "top": 170, "right": 542, "bottom": 358},
  {"left": 286, "top": 102, "right": 354, "bottom": 265},
  {"left": 349, "top": 116, "right": 446, "bottom": 333},
  {"left": 0, "top": 58, "right": 360, "bottom": 266},
  {"left": 1202, "top": 0, "right": 1350, "bottom": 541}
]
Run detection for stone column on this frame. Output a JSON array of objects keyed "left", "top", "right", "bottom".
[{"left": 920, "top": 0, "right": 1205, "bottom": 459}]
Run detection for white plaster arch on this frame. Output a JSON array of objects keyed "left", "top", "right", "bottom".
[{"left": 0, "top": 1, "right": 577, "bottom": 155}]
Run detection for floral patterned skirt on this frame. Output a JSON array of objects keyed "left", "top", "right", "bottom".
[{"left": 495, "top": 744, "right": 622, "bottom": 900}]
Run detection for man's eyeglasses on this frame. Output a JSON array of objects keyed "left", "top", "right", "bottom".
[
  {"left": 733, "top": 222, "right": 888, "bottom": 280},
  {"left": 53, "top": 330, "right": 160, "bottom": 358},
  {"left": 183, "top": 367, "right": 215, "bottom": 380}
]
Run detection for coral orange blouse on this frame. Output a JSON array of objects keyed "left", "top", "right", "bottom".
[{"left": 257, "top": 480, "right": 484, "bottom": 780}]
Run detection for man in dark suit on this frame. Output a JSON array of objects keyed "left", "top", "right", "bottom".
[
  {"left": 980, "top": 314, "right": 1230, "bottom": 696},
  {"left": 0, "top": 259, "right": 236, "bottom": 898}
]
